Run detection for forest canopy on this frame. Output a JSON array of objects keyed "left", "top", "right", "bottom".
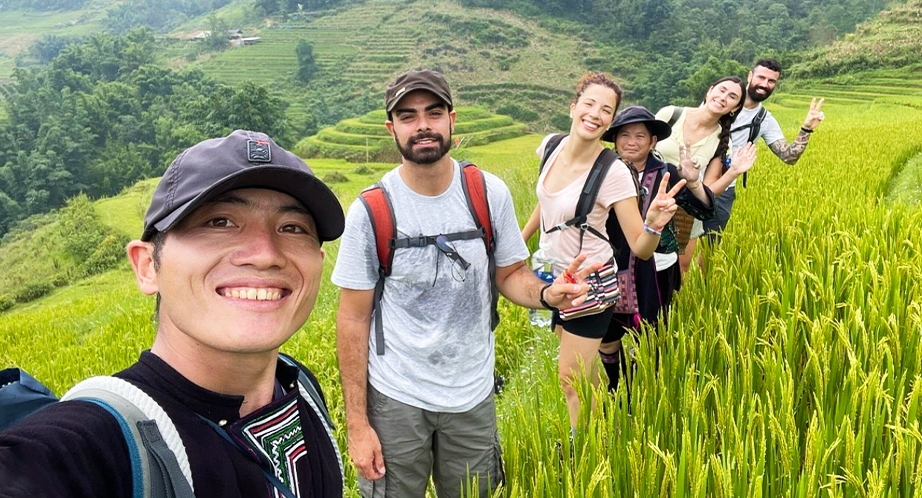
[{"left": 0, "top": 29, "right": 290, "bottom": 238}]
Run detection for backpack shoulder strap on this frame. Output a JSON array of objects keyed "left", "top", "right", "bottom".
[
  {"left": 538, "top": 133, "right": 567, "bottom": 174},
  {"left": 748, "top": 106, "right": 768, "bottom": 143},
  {"left": 458, "top": 161, "right": 493, "bottom": 254},
  {"left": 277, "top": 353, "right": 333, "bottom": 428},
  {"left": 458, "top": 160, "right": 499, "bottom": 330},
  {"left": 667, "top": 106, "right": 683, "bottom": 127},
  {"left": 63, "top": 377, "right": 194, "bottom": 498},
  {"left": 574, "top": 148, "right": 617, "bottom": 222},
  {"left": 359, "top": 184, "right": 396, "bottom": 356},
  {"left": 359, "top": 184, "right": 396, "bottom": 278},
  {"left": 277, "top": 354, "right": 345, "bottom": 484},
  {"left": 546, "top": 148, "right": 620, "bottom": 251},
  {"left": 730, "top": 106, "right": 769, "bottom": 141}
]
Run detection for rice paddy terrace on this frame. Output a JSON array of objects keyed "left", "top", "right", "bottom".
[
  {"left": 189, "top": 0, "right": 584, "bottom": 130},
  {"left": 294, "top": 106, "right": 528, "bottom": 162}
]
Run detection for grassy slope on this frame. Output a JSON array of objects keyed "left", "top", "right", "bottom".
[
  {"left": 181, "top": 0, "right": 590, "bottom": 129},
  {"left": 0, "top": 0, "right": 121, "bottom": 81},
  {"left": 790, "top": 0, "right": 922, "bottom": 77},
  {"left": 0, "top": 0, "right": 598, "bottom": 130}
]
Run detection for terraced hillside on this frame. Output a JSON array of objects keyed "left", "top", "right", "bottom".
[
  {"left": 294, "top": 107, "right": 528, "bottom": 162},
  {"left": 187, "top": 0, "right": 592, "bottom": 131},
  {"left": 781, "top": 67, "right": 922, "bottom": 110}
]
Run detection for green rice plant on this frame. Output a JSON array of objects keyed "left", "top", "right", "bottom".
[{"left": 3, "top": 83, "right": 922, "bottom": 496}]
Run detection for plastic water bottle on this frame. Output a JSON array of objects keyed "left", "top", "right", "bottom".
[{"left": 529, "top": 246, "right": 555, "bottom": 327}]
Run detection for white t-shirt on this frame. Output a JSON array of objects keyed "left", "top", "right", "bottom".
[
  {"left": 331, "top": 160, "right": 528, "bottom": 412},
  {"left": 535, "top": 134, "right": 637, "bottom": 275},
  {"left": 727, "top": 104, "right": 785, "bottom": 188}
]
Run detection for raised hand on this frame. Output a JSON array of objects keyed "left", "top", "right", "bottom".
[
  {"left": 728, "top": 141, "right": 757, "bottom": 177},
  {"left": 644, "top": 171, "right": 684, "bottom": 231},
  {"left": 802, "top": 97, "right": 826, "bottom": 131},
  {"left": 677, "top": 143, "right": 701, "bottom": 182}
]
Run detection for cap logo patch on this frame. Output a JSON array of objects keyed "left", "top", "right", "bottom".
[{"left": 247, "top": 139, "right": 271, "bottom": 163}]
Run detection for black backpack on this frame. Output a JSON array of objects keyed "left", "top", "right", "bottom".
[
  {"left": 730, "top": 106, "right": 768, "bottom": 145},
  {"left": 537, "top": 134, "right": 638, "bottom": 252}
]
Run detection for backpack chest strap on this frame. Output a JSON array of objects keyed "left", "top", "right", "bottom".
[{"left": 390, "top": 228, "right": 485, "bottom": 249}]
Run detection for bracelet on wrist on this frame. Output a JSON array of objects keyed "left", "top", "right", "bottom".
[
  {"left": 539, "top": 283, "right": 556, "bottom": 310},
  {"left": 686, "top": 180, "right": 701, "bottom": 190},
  {"left": 643, "top": 222, "right": 663, "bottom": 236},
  {"left": 800, "top": 126, "right": 814, "bottom": 134}
]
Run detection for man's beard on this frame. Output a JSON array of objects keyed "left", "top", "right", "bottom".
[
  {"left": 395, "top": 131, "right": 451, "bottom": 164},
  {"left": 747, "top": 84, "right": 774, "bottom": 103}
]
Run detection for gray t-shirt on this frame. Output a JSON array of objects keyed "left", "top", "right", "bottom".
[
  {"left": 728, "top": 104, "right": 785, "bottom": 188},
  {"left": 331, "top": 159, "right": 528, "bottom": 412}
]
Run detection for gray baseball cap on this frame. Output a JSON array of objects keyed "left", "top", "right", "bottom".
[
  {"left": 385, "top": 69, "right": 453, "bottom": 113},
  {"left": 141, "top": 130, "right": 344, "bottom": 243}
]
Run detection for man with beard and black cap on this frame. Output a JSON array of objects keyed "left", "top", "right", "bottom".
[
  {"left": 332, "top": 69, "right": 597, "bottom": 498},
  {"left": 703, "top": 58, "right": 827, "bottom": 242}
]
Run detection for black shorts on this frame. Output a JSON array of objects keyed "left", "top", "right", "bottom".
[{"left": 553, "top": 306, "right": 615, "bottom": 339}]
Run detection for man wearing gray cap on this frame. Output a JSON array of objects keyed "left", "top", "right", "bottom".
[
  {"left": 333, "top": 70, "right": 596, "bottom": 497},
  {"left": 0, "top": 130, "right": 345, "bottom": 497}
]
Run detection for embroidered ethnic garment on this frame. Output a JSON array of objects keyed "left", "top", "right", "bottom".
[{"left": 237, "top": 392, "right": 305, "bottom": 497}]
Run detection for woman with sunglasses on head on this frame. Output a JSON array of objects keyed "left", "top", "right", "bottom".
[
  {"left": 525, "top": 72, "right": 684, "bottom": 438},
  {"left": 654, "top": 75, "right": 756, "bottom": 274}
]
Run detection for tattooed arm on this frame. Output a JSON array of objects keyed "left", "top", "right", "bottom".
[
  {"left": 769, "top": 97, "right": 826, "bottom": 165},
  {"left": 768, "top": 131, "right": 810, "bottom": 165}
]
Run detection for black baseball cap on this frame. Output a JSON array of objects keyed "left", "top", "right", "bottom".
[
  {"left": 141, "top": 130, "right": 344, "bottom": 243},
  {"left": 385, "top": 69, "right": 453, "bottom": 113},
  {"left": 601, "top": 105, "right": 673, "bottom": 143}
]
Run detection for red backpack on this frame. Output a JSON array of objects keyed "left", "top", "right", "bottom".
[{"left": 359, "top": 161, "right": 497, "bottom": 355}]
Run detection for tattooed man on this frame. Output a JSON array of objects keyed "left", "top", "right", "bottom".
[{"left": 703, "top": 58, "right": 826, "bottom": 241}]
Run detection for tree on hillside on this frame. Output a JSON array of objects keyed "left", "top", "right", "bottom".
[
  {"left": 203, "top": 15, "right": 231, "bottom": 52},
  {"left": 679, "top": 55, "right": 748, "bottom": 102},
  {"left": 0, "top": 29, "right": 296, "bottom": 239},
  {"left": 21, "top": 35, "right": 79, "bottom": 66},
  {"left": 295, "top": 39, "right": 319, "bottom": 84},
  {"left": 104, "top": 0, "right": 232, "bottom": 34},
  {"left": 200, "top": 81, "right": 293, "bottom": 145}
]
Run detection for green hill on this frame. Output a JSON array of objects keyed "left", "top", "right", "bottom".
[
  {"left": 790, "top": 0, "right": 922, "bottom": 78},
  {"left": 181, "top": 0, "right": 590, "bottom": 130},
  {"left": 0, "top": 0, "right": 598, "bottom": 130}
]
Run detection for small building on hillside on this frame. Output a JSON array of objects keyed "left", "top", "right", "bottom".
[{"left": 231, "top": 36, "right": 261, "bottom": 47}]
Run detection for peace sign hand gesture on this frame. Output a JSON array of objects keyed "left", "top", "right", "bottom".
[
  {"left": 644, "top": 172, "right": 684, "bottom": 231},
  {"left": 802, "top": 97, "right": 825, "bottom": 131},
  {"left": 677, "top": 143, "right": 701, "bottom": 183}
]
